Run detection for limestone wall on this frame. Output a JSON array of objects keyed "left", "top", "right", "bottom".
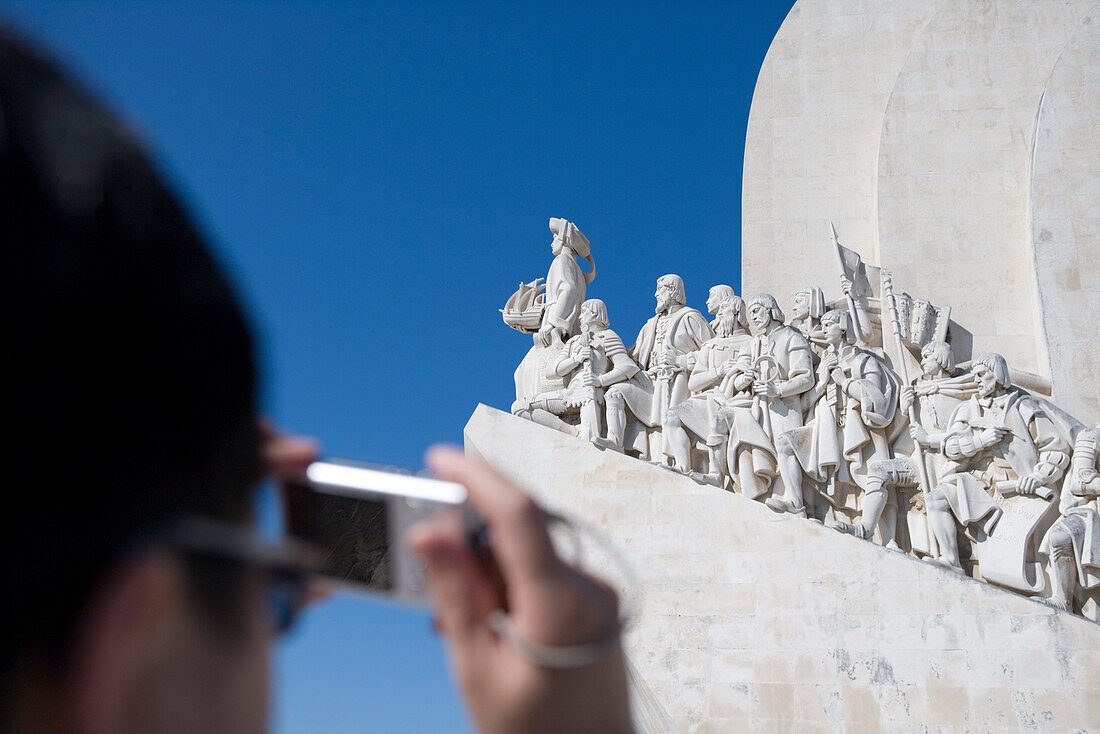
[
  {"left": 466, "top": 405, "right": 1100, "bottom": 733},
  {"left": 742, "top": 0, "right": 1100, "bottom": 423},
  {"left": 741, "top": 0, "right": 939, "bottom": 307},
  {"left": 1029, "top": 4, "right": 1100, "bottom": 421}
]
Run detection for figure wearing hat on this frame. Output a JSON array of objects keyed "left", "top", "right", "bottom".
[{"left": 535, "top": 218, "right": 595, "bottom": 347}]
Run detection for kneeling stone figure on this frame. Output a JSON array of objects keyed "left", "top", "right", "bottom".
[{"left": 514, "top": 298, "right": 638, "bottom": 442}]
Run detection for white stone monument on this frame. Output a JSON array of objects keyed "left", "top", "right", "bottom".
[
  {"left": 742, "top": 0, "right": 1100, "bottom": 425},
  {"left": 479, "top": 2, "right": 1100, "bottom": 730}
]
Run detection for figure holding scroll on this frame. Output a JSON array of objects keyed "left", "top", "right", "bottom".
[{"left": 925, "top": 354, "right": 1070, "bottom": 576}]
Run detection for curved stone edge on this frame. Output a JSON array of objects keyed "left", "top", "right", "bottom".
[
  {"left": 1028, "top": 2, "right": 1100, "bottom": 422},
  {"left": 874, "top": 0, "right": 1094, "bottom": 382},
  {"left": 741, "top": 0, "right": 941, "bottom": 311},
  {"left": 466, "top": 404, "right": 1100, "bottom": 733}
]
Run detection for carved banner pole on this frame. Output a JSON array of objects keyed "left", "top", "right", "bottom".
[{"left": 881, "top": 271, "right": 933, "bottom": 508}]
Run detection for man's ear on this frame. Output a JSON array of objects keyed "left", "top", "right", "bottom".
[{"left": 66, "top": 552, "right": 186, "bottom": 734}]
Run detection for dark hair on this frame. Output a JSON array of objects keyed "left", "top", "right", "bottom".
[{"left": 1, "top": 28, "right": 261, "bottom": 690}]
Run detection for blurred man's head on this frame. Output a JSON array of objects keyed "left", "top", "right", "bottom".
[{"left": 2, "top": 29, "right": 271, "bottom": 734}]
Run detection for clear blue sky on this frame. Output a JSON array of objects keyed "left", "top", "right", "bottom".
[{"left": 3, "top": 2, "right": 794, "bottom": 731}]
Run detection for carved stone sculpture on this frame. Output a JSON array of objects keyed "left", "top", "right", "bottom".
[
  {"left": 536, "top": 218, "right": 595, "bottom": 346},
  {"left": 830, "top": 341, "right": 974, "bottom": 548},
  {"left": 498, "top": 218, "right": 1100, "bottom": 620},
  {"left": 767, "top": 309, "right": 900, "bottom": 526},
  {"left": 710, "top": 294, "right": 815, "bottom": 500},
  {"left": 513, "top": 299, "right": 638, "bottom": 443},
  {"left": 662, "top": 295, "right": 753, "bottom": 479},
  {"left": 1039, "top": 427, "right": 1100, "bottom": 620},
  {"left": 787, "top": 286, "right": 825, "bottom": 338},
  {"left": 509, "top": 219, "right": 595, "bottom": 411},
  {"left": 705, "top": 284, "right": 736, "bottom": 330},
  {"left": 595, "top": 275, "right": 713, "bottom": 458},
  {"left": 925, "top": 354, "right": 1071, "bottom": 590}
]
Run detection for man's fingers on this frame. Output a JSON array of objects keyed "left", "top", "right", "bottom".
[
  {"left": 267, "top": 435, "right": 320, "bottom": 471},
  {"left": 407, "top": 511, "right": 496, "bottom": 644},
  {"left": 426, "top": 446, "right": 562, "bottom": 586},
  {"left": 258, "top": 419, "right": 319, "bottom": 476}
]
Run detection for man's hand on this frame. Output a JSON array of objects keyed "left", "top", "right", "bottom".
[
  {"left": 818, "top": 351, "right": 839, "bottom": 377},
  {"left": 259, "top": 419, "right": 318, "bottom": 480},
  {"left": 579, "top": 372, "right": 602, "bottom": 389},
  {"left": 576, "top": 345, "right": 593, "bottom": 363},
  {"left": 909, "top": 424, "right": 931, "bottom": 448},
  {"left": 840, "top": 276, "right": 853, "bottom": 298},
  {"left": 979, "top": 425, "right": 1010, "bottom": 448},
  {"left": 753, "top": 380, "right": 780, "bottom": 399},
  {"left": 1016, "top": 474, "right": 1043, "bottom": 496},
  {"left": 408, "top": 448, "right": 633, "bottom": 734},
  {"left": 900, "top": 385, "right": 915, "bottom": 414},
  {"left": 535, "top": 324, "right": 559, "bottom": 347},
  {"left": 260, "top": 420, "right": 327, "bottom": 608}
]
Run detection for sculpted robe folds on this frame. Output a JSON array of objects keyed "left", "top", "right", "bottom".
[
  {"left": 515, "top": 248, "right": 589, "bottom": 406},
  {"left": 665, "top": 331, "right": 754, "bottom": 449},
  {"left": 542, "top": 251, "right": 587, "bottom": 336},
  {"left": 893, "top": 374, "right": 976, "bottom": 555},
  {"left": 725, "top": 327, "right": 815, "bottom": 442},
  {"left": 785, "top": 345, "right": 899, "bottom": 512},
  {"left": 625, "top": 306, "right": 713, "bottom": 425},
  {"left": 715, "top": 325, "right": 814, "bottom": 499},
  {"left": 558, "top": 328, "right": 629, "bottom": 408},
  {"left": 753, "top": 325, "right": 815, "bottom": 436}
]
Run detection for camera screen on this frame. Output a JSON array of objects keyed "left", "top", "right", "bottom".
[{"left": 284, "top": 481, "right": 392, "bottom": 591}]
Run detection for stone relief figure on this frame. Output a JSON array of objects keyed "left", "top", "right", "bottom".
[
  {"left": 662, "top": 295, "right": 753, "bottom": 479},
  {"left": 498, "top": 221, "right": 1100, "bottom": 619},
  {"left": 788, "top": 286, "right": 826, "bottom": 339},
  {"left": 710, "top": 294, "right": 815, "bottom": 500},
  {"left": 595, "top": 274, "right": 713, "bottom": 458},
  {"left": 1039, "top": 427, "right": 1100, "bottom": 620},
  {"left": 766, "top": 309, "right": 899, "bottom": 525},
  {"left": 924, "top": 354, "right": 1070, "bottom": 587},
  {"left": 507, "top": 219, "right": 597, "bottom": 412},
  {"left": 513, "top": 299, "right": 639, "bottom": 443},
  {"left": 829, "top": 341, "right": 973, "bottom": 547},
  {"left": 705, "top": 284, "right": 736, "bottom": 330},
  {"left": 839, "top": 275, "right": 874, "bottom": 347},
  {"left": 536, "top": 218, "right": 596, "bottom": 347}
]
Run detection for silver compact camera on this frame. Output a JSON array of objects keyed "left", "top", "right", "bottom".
[{"left": 284, "top": 459, "right": 473, "bottom": 606}]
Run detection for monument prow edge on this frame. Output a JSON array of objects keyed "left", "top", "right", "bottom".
[{"left": 465, "top": 404, "right": 1100, "bottom": 733}]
